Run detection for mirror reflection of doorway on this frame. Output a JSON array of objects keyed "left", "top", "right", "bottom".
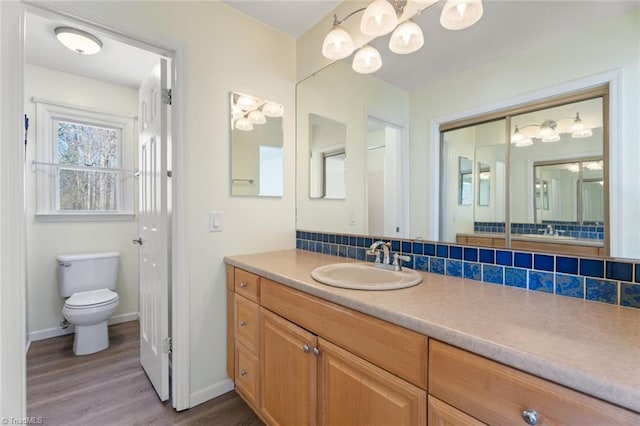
[{"left": 366, "top": 118, "right": 402, "bottom": 237}]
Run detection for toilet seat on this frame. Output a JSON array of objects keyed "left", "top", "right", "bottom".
[{"left": 65, "top": 289, "right": 119, "bottom": 309}]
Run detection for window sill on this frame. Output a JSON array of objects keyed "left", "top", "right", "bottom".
[{"left": 35, "top": 213, "right": 136, "bottom": 223}]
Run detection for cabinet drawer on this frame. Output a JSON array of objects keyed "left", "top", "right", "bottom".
[
  {"left": 466, "top": 237, "right": 493, "bottom": 247},
  {"left": 235, "top": 268, "right": 260, "bottom": 302},
  {"left": 429, "top": 340, "right": 640, "bottom": 426},
  {"left": 235, "top": 342, "right": 260, "bottom": 410},
  {"left": 235, "top": 294, "right": 259, "bottom": 353},
  {"left": 261, "top": 278, "right": 428, "bottom": 389},
  {"left": 428, "top": 395, "right": 486, "bottom": 426}
]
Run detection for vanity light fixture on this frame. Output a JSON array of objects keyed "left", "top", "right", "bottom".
[
  {"left": 511, "top": 112, "right": 592, "bottom": 147},
  {"left": 54, "top": 27, "right": 103, "bottom": 55},
  {"left": 262, "top": 102, "right": 283, "bottom": 118},
  {"left": 231, "top": 92, "right": 283, "bottom": 132},
  {"left": 248, "top": 110, "right": 266, "bottom": 125},
  {"left": 235, "top": 117, "right": 254, "bottom": 131},
  {"left": 321, "top": 0, "right": 484, "bottom": 74}
]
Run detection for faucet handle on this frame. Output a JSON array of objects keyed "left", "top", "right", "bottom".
[
  {"left": 366, "top": 248, "right": 382, "bottom": 263},
  {"left": 392, "top": 253, "right": 411, "bottom": 269}
]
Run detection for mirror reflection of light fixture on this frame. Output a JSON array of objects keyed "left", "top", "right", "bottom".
[
  {"left": 322, "top": 0, "right": 484, "bottom": 74},
  {"left": 231, "top": 92, "right": 283, "bottom": 132},
  {"left": 54, "top": 26, "right": 103, "bottom": 55},
  {"left": 479, "top": 171, "right": 490, "bottom": 180},
  {"left": 510, "top": 112, "right": 593, "bottom": 147},
  {"left": 586, "top": 160, "right": 603, "bottom": 170},
  {"left": 568, "top": 163, "right": 580, "bottom": 173}
]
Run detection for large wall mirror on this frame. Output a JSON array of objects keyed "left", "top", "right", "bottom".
[
  {"left": 295, "top": 5, "right": 639, "bottom": 259},
  {"left": 230, "top": 91, "right": 284, "bottom": 197}
]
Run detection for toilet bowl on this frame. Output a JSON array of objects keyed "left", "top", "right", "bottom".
[
  {"left": 57, "top": 252, "right": 120, "bottom": 356},
  {"left": 62, "top": 289, "right": 119, "bottom": 355}
]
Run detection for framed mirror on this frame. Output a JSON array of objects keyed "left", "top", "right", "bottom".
[{"left": 229, "top": 91, "right": 284, "bottom": 197}]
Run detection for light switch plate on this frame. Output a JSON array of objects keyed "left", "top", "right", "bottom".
[{"left": 209, "top": 211, "right": 223, "bottom": 232}]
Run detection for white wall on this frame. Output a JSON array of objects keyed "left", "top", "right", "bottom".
[
  {"left": 410, "top": 9, "right": 640, "bottom": 258},
  {"left": 44, "top": 1, "right": 297, "bottom": 403},
  {"left": 24, "top": 64, "right": 139, "bottom": 338}
]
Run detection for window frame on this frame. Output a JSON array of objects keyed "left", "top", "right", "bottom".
[{"left": 35, "top": 100, "right": 136, "bottom": 221}]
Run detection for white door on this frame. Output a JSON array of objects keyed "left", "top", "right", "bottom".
[{"left": 137, "top": 58, "right": 170, "bottom": 401}]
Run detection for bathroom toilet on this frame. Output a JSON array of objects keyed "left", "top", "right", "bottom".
[{"left": 57, "top": 251, "right": 120, "bottom": 355}]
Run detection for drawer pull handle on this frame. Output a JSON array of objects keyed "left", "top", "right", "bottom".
[
  {"left": 239, "top": 282, "right": 248, "bottom": 288},
  {"left": 521, "top": 409, "right": 538, "bottom": 425},
  {"left": 312, "top": 347, "right": 320, "bottom": 356},
  {"left": 303, "top": 344, "right": 310, "bottom": 353},
  {"left": 240, "top": 320, "right": 248, "bottom": 327},
  {"left": 240, "top": 370, "right": 248, "bottom": 377}
]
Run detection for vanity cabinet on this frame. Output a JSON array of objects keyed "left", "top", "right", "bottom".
[
  {"left": 227, "top": 266, "right": 427, "bottom": 425},
  {"left": 428, "top": 339, "right": 639, "bottom": 425}
]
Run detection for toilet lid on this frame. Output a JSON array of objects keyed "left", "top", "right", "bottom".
[{"left": 66, "top": 289, "right": 118, "bottom": 308}]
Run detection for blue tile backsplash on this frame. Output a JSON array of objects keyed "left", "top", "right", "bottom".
[
  {"left": 296, "top": 230, "right": 640, "bottom": 310},
  {"left": 474, "top": 221, "right": 604, "bottom": 240}
]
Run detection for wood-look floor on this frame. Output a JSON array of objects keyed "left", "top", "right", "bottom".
[{"left": 27, "top": 321, "right": 263, "bottom": 426}]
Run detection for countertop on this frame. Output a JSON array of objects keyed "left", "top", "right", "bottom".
[{"left": 224, "top": 249, "right": 640, "bottom": 413}]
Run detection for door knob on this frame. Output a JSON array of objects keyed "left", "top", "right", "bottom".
[{"left": 132, "top": 237, "right": 143, "bottom": 245}]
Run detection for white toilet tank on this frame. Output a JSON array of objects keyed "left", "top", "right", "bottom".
[{"left": 57, "top": 251, "right": 120, "bottom": 297}]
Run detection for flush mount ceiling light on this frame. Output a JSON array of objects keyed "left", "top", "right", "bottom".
[
  {"left": 54, "top": 26, "right": 103, "bottom": 55},
  {"left": 511, "top": 112, "right": 593, "bottom": 147},
  {"left": 321, "top": 0, "right": 484, "bottom": 74}
]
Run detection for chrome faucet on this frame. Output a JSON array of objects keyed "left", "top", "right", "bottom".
[
  {"left": 545, "top": 224, "right": 555, "bottom": 236},
  {"left": 367, "top": 241, "right": 411, "bottom": 271}
]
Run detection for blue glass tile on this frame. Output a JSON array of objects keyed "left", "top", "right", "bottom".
[
  {"left": 302, "top": 240, "right": 309, "bottom": 250},
  {"left": 534, "top": 254, "right": 554, "bottom": 271},
  {"left": 296, "top": 231, "right": 301, "bottom": 239},
  {"left": 529, "top": 271, "right": 554, "bottom": 293},
  {"left": 463, "top": 247, "right": 478, "bottom": 262},
  {"left": 586, "top": 278, "right": 618, "bottom": 304},
  {"left": 437, "top": 244, "right": 449, "bottom": 258},
  {"left": 555, "top": 274, "right": 584, "bottom": 299},
  {"left": 391, "top": 240, "right": 400, "bottom": 252},
  {"left": 556, "top": 256, "right": 578, "bottom": 275},
  {"left": 338, "top": 245, "right": 347, "bottom": 257},
  {"left": 479, "top": 249, "right": 495, "bottom": 264},
  {"left": 415, "top": 255, "right": 429, "bottom": 272},
  {"left": 446, "top": 259, "right": 462, "bottom": 277},
  {"left": 402, "top": 241, "right": 412, "bottom": 253},
  {"left": 620, "top": 282, "right": 640, "bottom": 309},
  {"left": 505, "top": 267, "right": 528, "bottom": 288},
  {"left": 580, "top": 259, "right": 604, "bottom": 278},
  {"left": 496, "top": 250, "right": 513, "bottom": 266},
  {"left": 322, "top": 233, "right": 329, "bottom": 242},
  {"left": 464, "top": 262, "right": 481, "bottom": 281},
  {"left": 424, "top": 243, "right": 436, "bottom": 256},
  {"left": 356, "top": 237, "right": 365, "bottom": 247},
  {"left": 330, "top": 244, "right": 339, "bottom": 256},
  {"left": 296, "top": 239, "right": 302, "bottom": 249},
  {"left": 327, "top": 234, "right": 334, "bottom": 244},
  {"left": 349, "top": 236, "right": 357, "bottom": 246},
  {"left": 322, "top": 243, "right": 330, "bottom": 255},
  {"left": 356, "top": 248, "right": 367, "bottom": 261},
  {"left": 412, "top": 242, "right": 424, "bottom": 255},
  {"left": 450, "top": 246, "right": 463, "bottom": 260},
  {"left": 606, "top": 261, "right": 633, "bottom": 282},
  {"left": 347, "top": 247, "right": 357, "bottom": 259},
  {"left": 430, "top": 257, "right": 445, "bottom": 275},
  {"left": 514, "top": 252, "right": 532, "bottom": 269},
  {"left": 341, "top": 235, "right": 349, "bottom": 245},
  {"left": 637, "top": 264, "right": 640, "bottom": 283},
  {"left": 365, "top": 237, "right": 373, "bottom": 247},
  {"left": 483, "top": 265, "right": 504, "bottom": 285}
]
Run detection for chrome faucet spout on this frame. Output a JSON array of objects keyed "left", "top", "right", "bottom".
[{"left": 367, "top": 240, "right": 391, "bottom": 265}]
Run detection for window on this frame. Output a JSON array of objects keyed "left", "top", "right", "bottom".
[{"left": 35, "top": 101, "right": 135, "bottom": 220}]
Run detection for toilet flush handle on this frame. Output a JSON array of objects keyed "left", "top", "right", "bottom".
[{"left": 132, "top": 237, "right": 143, "bottom": 245}]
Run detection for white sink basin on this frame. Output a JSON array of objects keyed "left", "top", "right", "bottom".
[{"left": 311, "top": 262, "right": 423, "bottom": 290}]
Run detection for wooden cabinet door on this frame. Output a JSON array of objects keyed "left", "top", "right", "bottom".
[
  {"left": 260, "top": 308, "right": 318, "bottom": 426},
  {"left": 318, "top": 338, "right": 426, "bottom": 426},
  {"left": 428, "top": 395, "right": 486, "bottom": 426}
]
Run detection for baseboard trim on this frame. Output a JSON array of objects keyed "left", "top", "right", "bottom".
[
  {"left": 189, "top": 379, "right": 234, "bottom": 408},
  {"left": 28, "top": 312, "right": 139, "bottom": 342}
]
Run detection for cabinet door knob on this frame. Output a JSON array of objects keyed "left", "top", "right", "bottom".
[
  {"left": 240, "top": 320, "right": 247, "bottom": 327},
  {"left": 239, "top": 282, "right": 248, "bottom": 288},
  {"left": 312, "top": 347, "right": 320, "bottom": 356},
  {"left": 521, "top": 409, "right": 538, "bottom": 425},
  {"left": 240, "top": 370, "right": 248, "bottom": 377},
  {"left": 303, "top": 344, "right": 310, "bottom": 353}
]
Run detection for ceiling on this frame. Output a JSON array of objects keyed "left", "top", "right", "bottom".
[{"left": 25, "top": 1, "right": 638, "bottom": 91}]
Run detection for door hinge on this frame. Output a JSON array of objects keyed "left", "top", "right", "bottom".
[
  {"left": 162, "top": 337, "right": 172, "bottom": 354},
  {"left": 162, "top": 88, "right": 172, "bottom": 105}
]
